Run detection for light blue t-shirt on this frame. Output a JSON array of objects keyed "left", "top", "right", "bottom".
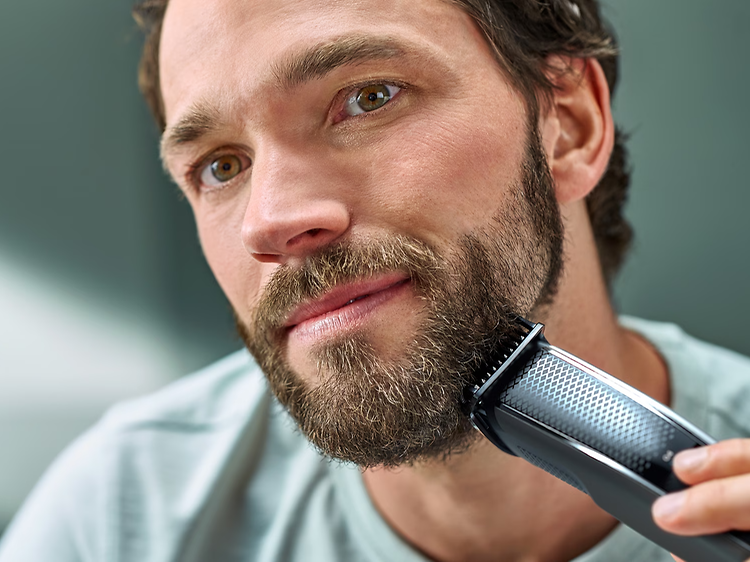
[{"left": 3, "top": 317, "right": 750, "bottom": 562}]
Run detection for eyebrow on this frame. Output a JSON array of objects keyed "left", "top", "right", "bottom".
[
  {"left": 160, "top": 101, "right": 220, "bottom": 160},
  {"left": 273, "top": 35, "right": 404, "bottom": 89},
  {"left": 161, "top": 35, "right": 407, "bottom": 160}
]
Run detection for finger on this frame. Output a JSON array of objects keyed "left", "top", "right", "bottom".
[
  {"left": 671, "top": 556, "right": 685, "bottom": 562},
  {"left": 673, "top": 440, "right": 750, "bottom": 485},
  {"left": 653, "top": 473, "right": 750, "bottom": 535}
]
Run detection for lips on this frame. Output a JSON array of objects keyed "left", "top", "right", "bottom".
[{"left": 283, "top": 273, "right": 410, "bottom": 331}]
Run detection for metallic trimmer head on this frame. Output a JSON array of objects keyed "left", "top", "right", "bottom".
[{"left": 467, "top": 318, "right": 750, "bottom": 562}]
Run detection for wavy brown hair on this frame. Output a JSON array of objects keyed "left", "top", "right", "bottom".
[{"left": 133, "top": 0, "right": 632, "bottom": 285}]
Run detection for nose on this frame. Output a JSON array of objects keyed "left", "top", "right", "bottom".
[{"left": 241, "top": 147, "right": 351, "bottom": 264}]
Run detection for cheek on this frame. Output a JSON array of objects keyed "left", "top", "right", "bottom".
[
  {"left": 194, "top": 203, "right": 265, "bottom": 315},
  {"left": 366, "top": 107, "right": 528, "bottom": 239}
]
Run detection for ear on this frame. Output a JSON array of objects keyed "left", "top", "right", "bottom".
[{"left": 539, "top": 57, "right": 615, "bottom": 205}]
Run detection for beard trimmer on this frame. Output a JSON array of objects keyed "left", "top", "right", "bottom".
[{"left": 467, "top": 318, "right": 750, "bottom": 562}]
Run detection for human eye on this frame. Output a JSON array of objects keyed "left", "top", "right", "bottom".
[
  {"left": 188, "top": 152, "right": 251, "bottom": 192},
  {"left": 343, "top": 83, "right": 402, "bottom": 117}
]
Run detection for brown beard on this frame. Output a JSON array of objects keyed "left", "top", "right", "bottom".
[{"left": 236, "top": 129, "right": 563, "bottom": 468}]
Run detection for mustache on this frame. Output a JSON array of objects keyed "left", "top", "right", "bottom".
[{"left": 251, "top": 234, "right": 444, "bottom": 337}]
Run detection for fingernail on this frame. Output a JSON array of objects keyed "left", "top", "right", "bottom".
[
  {"left": 674, "top": 447, "right": 708, "bottom": 472},
  {"left": 653, "top": 492, "right": 686, "bottom": 521}
]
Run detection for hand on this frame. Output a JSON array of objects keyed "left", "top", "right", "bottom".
[{"left": 651, "top": 439, "right": 750, "bottom": 562}]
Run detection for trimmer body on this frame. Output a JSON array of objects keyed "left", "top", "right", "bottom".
[{"left": 468, "top": 321, "right": 750, "bottom": 562}]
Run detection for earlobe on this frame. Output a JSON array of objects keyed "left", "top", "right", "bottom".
[{"left": 543, "top": 57, "right": 615, "bottom": 204}]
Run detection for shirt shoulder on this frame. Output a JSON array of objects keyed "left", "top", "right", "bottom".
[
  {"left": 0, "top": 350, "right": 272, "bottom": 562},
  {"left": 621, "top": 316, "right": 750, "bottom": 439},
  {"left": 102, "top": 348, "right": 264, "bottom": 428}
]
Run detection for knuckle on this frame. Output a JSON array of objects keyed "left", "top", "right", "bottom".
[
  {"left": 681, "top": 488, "right": 700, "bottom": 518},
  {"left": 711, "top": 439, "right": 750, "bottom": 472},
  {"left": 734, "top": 439, "right": 750, "bottom": 468},
  {"left": 706, "top": 479, "right": 734, "bottom": 527},
  {"left": 682, "top": 483, "right": 723, "bottom": 525},
  {"left": 713, "top": 439, "right": 734, "bottom": 459}
]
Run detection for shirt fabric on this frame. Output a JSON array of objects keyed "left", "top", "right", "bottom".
[{"left": 3, "top": 317, "right": 750, "bottom": 562}]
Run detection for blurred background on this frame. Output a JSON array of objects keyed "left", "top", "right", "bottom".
[{"left": 0, "top": 0, "right": 748, "bottom": 534}]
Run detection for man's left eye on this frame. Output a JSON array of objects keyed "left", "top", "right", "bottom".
[{"left": 344, "top": 84, "right": 401, "bottom": 116}]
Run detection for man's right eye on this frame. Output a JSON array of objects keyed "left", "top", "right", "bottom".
[{"left": 199, "top": 154, "right": 247, "bottom": 188}]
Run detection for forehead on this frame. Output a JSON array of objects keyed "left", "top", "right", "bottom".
[{"left": 159, "top": 0, "right": 490, "bottom": 126}]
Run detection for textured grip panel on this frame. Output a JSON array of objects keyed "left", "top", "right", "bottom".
[
  {"left": 499, "top": 349, "right": 675, "bottom": 475},
  {"left": 516, "top": 446, "right": 587, "bottom": 493}
]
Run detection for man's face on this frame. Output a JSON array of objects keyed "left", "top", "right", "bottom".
[{"left": 159, "top": 0, "right": 563, "bottom": 466}]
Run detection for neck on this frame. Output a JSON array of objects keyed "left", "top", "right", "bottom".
[{"left": 363, "top": 201, "right": 670, "bottom": 562}]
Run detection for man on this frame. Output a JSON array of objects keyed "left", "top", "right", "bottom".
[{"left": 2, "top": 0, "right": 750, "bottom": 561}]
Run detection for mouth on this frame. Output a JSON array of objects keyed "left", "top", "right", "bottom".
[{"left": 283, "top": 273, "right": 411, "bottom": 340}]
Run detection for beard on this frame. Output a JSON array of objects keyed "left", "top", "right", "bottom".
[{"left": 236, "top": 128, "right": 564, "bottom": 469}]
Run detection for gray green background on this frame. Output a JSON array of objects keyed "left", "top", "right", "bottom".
[{"left": 0, "top": 0, "right": 748, "bottom": 531}]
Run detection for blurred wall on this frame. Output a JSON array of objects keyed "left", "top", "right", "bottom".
[
  {"left": 0, "top": 0, "right": 748, "bottom": 531},
  {"left": 608, "top": 0, "right": 750, "bottom": 355},
  {"left": 0, "top": 0, "right": 240, "bottom": 529}
]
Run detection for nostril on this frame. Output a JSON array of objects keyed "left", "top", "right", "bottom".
[{"left": 287, "top": 228, "right": 324, "bottom": 248}]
